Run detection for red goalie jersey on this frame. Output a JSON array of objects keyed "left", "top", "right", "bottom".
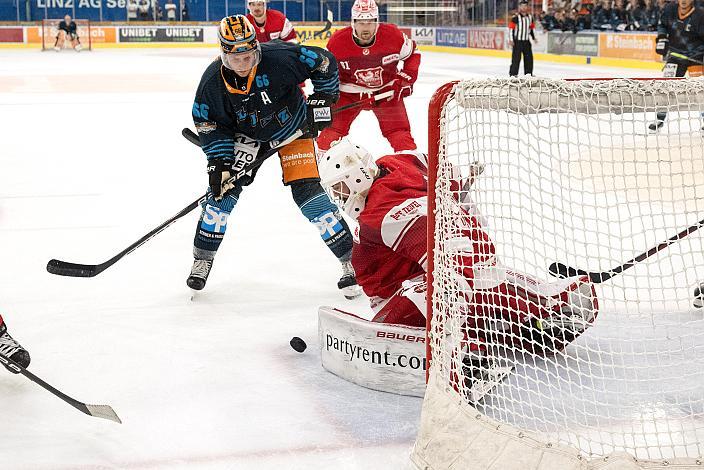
[
  {"left": 353, "top": 151, "right": 495, "bottom": 310},
  {"left": 246, "top": 9, "right": 297, "bottom": 43},
  {"left": 326, "top": 23, "right": 420, "bottom": 93},
  {"left": 349, "top": 150, "right": 598, "bottom": 355}
]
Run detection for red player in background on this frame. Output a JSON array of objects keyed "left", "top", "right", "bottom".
[
  {"left": 246, "top": 0, "right": 297, "bottom": 43},
  {"left": 317, "top": 0, "right": 421, "bottom": 153}
]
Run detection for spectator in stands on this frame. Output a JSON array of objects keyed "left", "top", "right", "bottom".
[
  {"left": 127, "top": 0, "right": 138, "bottom": 21},
  {"left": 643, "top": 0, "right": 660, "bottom": 30},
  {"left": 593, "top": 0, "right": 616, "bottom": 29},
  {"left": 541, "top": 8, "right": 559, "bottom": 30},
  {"left": 165, "top": 0, "right": 177, "bottom": 21},
  {"left": 576, "top": 6, "right": 592, "bottom": 30},
  {"left": 138, "top": 0, "right": 150, "bottom": 21},
  {"left": 562, "top": 8, "right": 578, "bottom": 31},
  {"left": 153, "top": 0, "right": 162, "bottom": 21},
  {"left": 180, "top": 0, "right": 189, "bottom": 20},
  {"left": 613, "top": 0, "right": 630, "bottom": 29},
  {"left": 628, "top": 0, "right": 647, "bottom": 30}
]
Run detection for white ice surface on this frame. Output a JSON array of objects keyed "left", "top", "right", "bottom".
[{"left": 0, "top": 48, "right": 660, "bottom": 469}]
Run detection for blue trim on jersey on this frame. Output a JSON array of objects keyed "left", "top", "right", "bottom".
[
  {"left": 311, "top": 71, "right": 339, "bottom": 94},
  {"left": 298, "top": 192, "right": 337, "bottom": 221},
  {"left": 202, "top": 139, "right": 235, "bottom": 160}
]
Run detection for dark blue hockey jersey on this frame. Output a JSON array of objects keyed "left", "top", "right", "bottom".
[
  {"left": 192, "top": 41, "right": 339, "bottom": 161},
  {"left": 658, "top": 3, "right": 704, "bottom": 65}
]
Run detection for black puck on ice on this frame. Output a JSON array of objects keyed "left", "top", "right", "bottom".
[{"left": 290, "top": 336, "right": 307, "bottom": 353}]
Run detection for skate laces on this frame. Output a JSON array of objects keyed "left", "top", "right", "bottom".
[
  {"left": 341, "top": 260, "right": 355, "bottom": 278},
  {"left": 190, "top": 259, "right": 213, "bottom": 279},
  {"left": 0, "top": 331, "right": 22, "bottom": 358}
]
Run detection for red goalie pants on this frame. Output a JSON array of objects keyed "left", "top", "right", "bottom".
[{"left": 317, "top": 91, "right": 417, "bottom": 152}]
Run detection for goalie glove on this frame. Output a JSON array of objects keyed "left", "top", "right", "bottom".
[
  {"left": 306, "top": 92, "right": 336, "bottom": 137},
  {"left": 656, "top": 37, "right": 669, "bottom": 56}
]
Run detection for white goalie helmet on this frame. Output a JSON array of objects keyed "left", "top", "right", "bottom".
[{"left": 319, "top": 138, "right": 378, "bottom": 220}]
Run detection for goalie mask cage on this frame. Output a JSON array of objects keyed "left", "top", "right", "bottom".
[
  {"left": 413, "top": 78, "right": 704, "bottom": 470},
  {"left": 41, "top": 19, "right": 92, "bottom": 51}
]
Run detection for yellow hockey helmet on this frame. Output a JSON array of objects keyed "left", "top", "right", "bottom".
[{"left": 218, "top": 15, "right": 259, "bottom": 54}]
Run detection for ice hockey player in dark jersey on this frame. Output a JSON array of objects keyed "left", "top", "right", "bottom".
[
  {"left": 188, "top": 15, "right": 360, "bottom": 299},
  {"left": 0, "top": 313, "right": 30, "bottom": 373},
  {"left": 54, "top": 14, "right": 82, "bottom": 52},
  {"left": 318, "top": 139, "right": 599, "bottom": 359},
  {"left": 650, "top": 0, "right": 704, "bottom": 131}
]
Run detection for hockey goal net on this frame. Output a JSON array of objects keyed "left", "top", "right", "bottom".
[
  {"left": 413, "top": 78, "right": 704, "bottom": 469},
  {"left": 41, "top": 19, "right": 92, "bottom": 51}
]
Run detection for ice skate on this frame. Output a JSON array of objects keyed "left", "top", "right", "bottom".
[
  {"left": 0, "top": 320, "right": 30, "bottom": 373},
  {"left": 339, "top": 260, "right": 362, "bottom": 300},
  {"left": 187, "top": 258, "right": 213, "bottom": 291}
]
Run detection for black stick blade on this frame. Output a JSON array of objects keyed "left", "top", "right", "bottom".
[
  {"left": 46, "top": 259, "right": 98, "bottom": 277},
  {"left": 548, "top": 262, "right": 611, "bottom": 283},
  {"left": 548, "top": 262, "right": 588, "bottom": 279}
]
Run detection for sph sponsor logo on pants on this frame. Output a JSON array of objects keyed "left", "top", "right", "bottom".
[{"left": 201, "top": 204, "right": 229, "bottom": 233}]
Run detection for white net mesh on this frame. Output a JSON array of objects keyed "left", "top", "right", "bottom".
[{"left": 414, "top": 78, "right": 704, "bottom": 469}]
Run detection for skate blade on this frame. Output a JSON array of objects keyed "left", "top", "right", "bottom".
[{"left": 341, "top": 284, "right": 362, "bottom": 300}]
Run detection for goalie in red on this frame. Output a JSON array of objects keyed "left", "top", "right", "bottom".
[
  {"left": 316, "top": 0, "right": 420, "bottom": 154},
  {"left": 53, "top": 15, "right": 83, "bottom": 52},
  {"left": 317, "top": 140, "right": 599, "bottom": 396},
  {"left": 246, "top": 0, "right": 297, "bottom": 43}
]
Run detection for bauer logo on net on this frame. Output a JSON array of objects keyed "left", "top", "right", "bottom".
[{"left": 201, "top": 205, "right": 229, "bottom": 233}]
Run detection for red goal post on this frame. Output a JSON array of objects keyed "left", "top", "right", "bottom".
[
  {"left": 415, "top": 77, "right": 704, "bottom": 469},
  {"left": 41, "top": 19, "right": 92, "bottom": 51}
]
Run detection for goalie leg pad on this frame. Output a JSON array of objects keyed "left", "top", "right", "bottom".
[
  {"left": 318, "top": 306, "right": 427, "bottom": 397},
  {"left": 468, "top": 271, "right": 598, "bottom": 356},
  {"left": 291, "top": 182, "right": 353, "bottom": 260}
]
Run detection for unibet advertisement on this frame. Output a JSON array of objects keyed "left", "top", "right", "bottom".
[{"left": 118, "top": 26, "right": 203, "bottom": 43}]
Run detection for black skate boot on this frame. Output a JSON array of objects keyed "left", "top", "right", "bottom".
[
  {"left": 338, "top": 260, "right": 362, "bottom": 300},
  {"left": 648, "top": 120, "right": 664, "bottom": 132},
  {"left": 694, "top": 283, "right": 703, "bottom": 308},
  {"left": 0, "top": 320, "right": 30, "bottom": 373},
  {"left": 187, "top": 258, "right": 213, "bottom": 291}
]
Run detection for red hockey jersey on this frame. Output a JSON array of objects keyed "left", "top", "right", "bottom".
[
  {"left": 326, "top": 23, "right": 420, "bottom": 93},
  {"left": 353, "top": 152, "right": 498, "bottom": 310},
  {"left": 246, "top": 9, "right": 297, "bottom": 43},
  {"left": 352, "top": 152, "right": 429, "bottom": 305}
]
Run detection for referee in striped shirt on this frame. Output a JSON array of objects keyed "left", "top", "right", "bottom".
[{"left": 509, "top": 0, "right": 537, "bottom": 76}]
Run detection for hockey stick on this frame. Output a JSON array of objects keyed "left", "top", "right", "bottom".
[
  {"left": 549, "top": 215, "right": 704, "bottom": 283},
  {"left": 47, "top": 90, "right": 389, "bottom": 278},
  {"left": 332, "top": 89, "right": 395, "bottom": 113},
  {"left": 0, "top": 352, "right": 121, "bottom": 423},
  {"left": 668, "top": 52, "right": 704, "bottom": 66},
  {"left": 47, "top": 129, "right": 302, "bottom": 277}
]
